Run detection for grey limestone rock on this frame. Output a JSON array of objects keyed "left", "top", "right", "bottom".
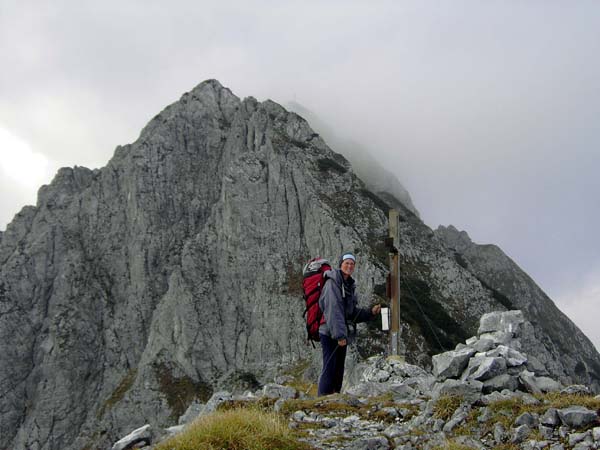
[
  {"left": 111, "top": 424, "right": 152, "bottom": 450},
  {"left": 493, "top": 422, "right": 507, "bottom": 443},
  {"left": 515, "top": 412, "right": 538, "bottom": 427},
  {"left": 389, "top": 383, "right": 417, "bottom": 400},
  {"left": 526, "top": 354, "right": 550, "bottom": 376},
  {"left": 380, "top": 407, "right": 399, "bottom": 418},
  {"left": 177, "top": 400, "right": 204, "bottom": 425},
  {"left": 466, "top": 336, "right": 478, "bottom": 345},
  {"left": 481, "top": 390, "right": 520, "bottom": 405},
  {"left": 291, "top": 410, "right": 307, "bottom": 422},
  {"left": 432, "top": 379, "right": 483, "bottom": 404},
  {"left": 461, "top": 353, "right": 488, "bottom": 380},
  {"left": 541, "top": 408, "right": 561, "bottom": 427},
  {"left": 568, "top": 431, "right": 592, "bottom": 446},
  {"left": 383, "top": 424, "right": 407, "bottom": 438},
  {"left": 539, "top": 424, "right": 555, "bottom": 439},
  {"left": 479, "top": 310, "right": 526, "bottom": 335},
  {"left": 519, "top": 370, "right": 562, "bottom": 394},
  {"left": 572, "top": 443, "right": 593, "bottom": 450},
  {"left": 511, "top": 424, "right": 532, "bottom": 443},
  {"left": 468, "top": 356, "right": 507, "bottom": 381},
  {"left": 442, "top": 410, "right": 468, "bottom": 432},
  {"left": 482, "top": 373, "right": 519, "bottom": 394},
  {"left": 522, "top": 441, "right": 552, "bottom": 450},
  {"left": 388, "top": 360, "right": 430, "bottom": 379},
  {"left": 561, "top": 385, "right": 591, "bottom": 396},
  {"left": 345, "top": 381, "right": 390, "bottom": 397},
  {"left": 557, "top": 406, "right": 598, "bottom": 428},
  {"left": 521, "top": 392, "right": 542, "bottom": 405},
  {"left": 472, "top": 338, "right": 495, "bottom": 353},
  {"left": 477, "top": 407, "right": 492, "bottom": 423},
  {"left": 262, "top": 383, "right": 297, "bottom": 399},
  {"left": 453, "top": 436, "right": 486, "bottom": 449},
  {"left": 478, "top": 331, "right": 516, "bottom": 346},
  {"left": 201, "top": 391, "right": 233, "bottom": 416},
  {"left": 487, "top": 344, "right": 528, "bottom": 366},
  {"left": 343, "top": 436, "right": 390, "bottom": 449},
  {"left": 432, "top": 347, "right": 476, "bottom": 379}
]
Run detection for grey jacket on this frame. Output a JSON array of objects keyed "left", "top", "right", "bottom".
[{"left": 318, "top": 269, "right": 374, "bottom": 342}]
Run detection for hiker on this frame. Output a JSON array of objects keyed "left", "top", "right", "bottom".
[{"left": 318, "top": 252, "right": 381, "bottom": 396}]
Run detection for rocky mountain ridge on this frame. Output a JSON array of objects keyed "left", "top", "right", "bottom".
[
  {"left": 435, "top": 225, "right": 600, "bottom": 388},
  {"left": 0, "top": 79, "right": 598, "bottom": 450},
  {"left": 112, "top": 310, "right": 600, "bottom": 450}
]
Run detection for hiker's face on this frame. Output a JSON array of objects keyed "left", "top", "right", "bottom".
[{"left": 341, "top": 259, "right": 355, "bottom": 277}]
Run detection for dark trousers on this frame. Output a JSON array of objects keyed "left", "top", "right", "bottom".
[{"left": 318, "top": 333, "right": 347, "bottom": 396}]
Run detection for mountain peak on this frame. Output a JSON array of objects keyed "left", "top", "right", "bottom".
[
  {"left": 1, "top": 80, "right": 599, "bottom": 450},
  {"left": 435, "top": 224, "right": 473, "bottom": 252}
]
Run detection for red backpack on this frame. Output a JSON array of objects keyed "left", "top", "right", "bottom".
[{"left": 302, "top": 257, "right": 332, "bottom": 343}]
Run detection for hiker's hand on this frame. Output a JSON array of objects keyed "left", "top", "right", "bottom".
[
  {"left": 372, "top": 304, "right": 381, "bottom": 316},
  {"left": 337, "top": 339, "right": 347, "bottom": 347}
]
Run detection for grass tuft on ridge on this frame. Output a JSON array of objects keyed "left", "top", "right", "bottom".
[{"left": 154, "top": 407, "right": 312, "bottom": 450}]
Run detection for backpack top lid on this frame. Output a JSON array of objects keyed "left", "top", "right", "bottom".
[{"left": 302, "top": 258, "right": 331, "bottom": 277}]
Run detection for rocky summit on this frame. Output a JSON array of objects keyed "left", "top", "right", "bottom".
[
  {"left": 112, "top": 311, "right": 600, "bottom": 450},
  {"left": 1, "top": 79, "right": 599, "bottom": 450}
]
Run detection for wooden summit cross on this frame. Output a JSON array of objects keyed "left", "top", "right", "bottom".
[{"left": 387, "top": 209, "right": 404, "bottom": 360}]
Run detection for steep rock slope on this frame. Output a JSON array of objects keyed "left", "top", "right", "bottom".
[
  {"left": 0, "top": 80, "right": 597, "bottom": 450},
  {"left": 435, "top": 225, "right": 600, "bottom": 390}
]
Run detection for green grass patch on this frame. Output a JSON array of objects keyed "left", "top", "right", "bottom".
[
  {"left": 431, "top": 440, "right": 479, "bottom": 450},
  {"left": 433, "top": 395, "right": 463, "bottom": 421},
  {"left": 278, "top": 396, "right": 359, "bottom": 418},
  {"left": 540, "top": 392, "right": 600, "bottom": 410},
  {"left": 154, "top": 407, "right": 313, "bottom": 450},
  {"left": 154, "top": 363, "right": 213, "bottom": 420},
  {"left": 217, "top": 397, "right": 278, "bottom": 412},
  {"left": 279, "top": 393, "right": 418, "bottom": 424}
]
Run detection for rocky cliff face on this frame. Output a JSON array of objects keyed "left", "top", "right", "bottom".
[{"left": 0, "top": 80, "right": 598, "bottom": 450}]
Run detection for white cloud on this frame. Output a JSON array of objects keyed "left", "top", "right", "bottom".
[
  {"left": 0, "top": 126, "right": 53, "bottom": 189},
  {"left": 0, "top": 126, "right": 58, "bottom": 228}
]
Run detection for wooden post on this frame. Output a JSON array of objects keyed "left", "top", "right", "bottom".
[{"left": 388, "top": 210, "right": 401, "bottom": 357}]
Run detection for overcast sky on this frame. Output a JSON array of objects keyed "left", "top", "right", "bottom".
[{"left": 1, "top": 1, "right": 599, "bottom": 349}]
